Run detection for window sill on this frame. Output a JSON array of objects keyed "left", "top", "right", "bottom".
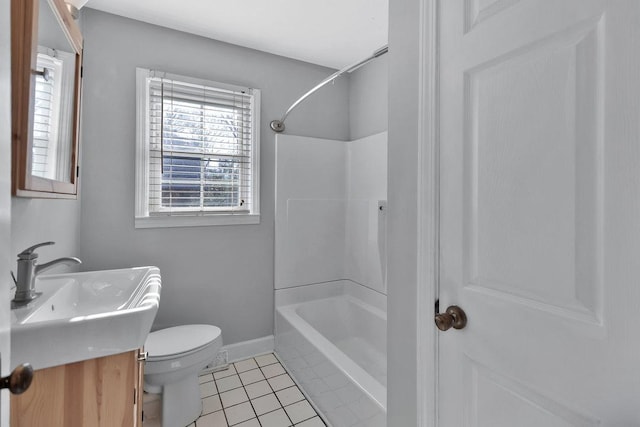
[{"left": 135, "top": 214, "right": 260, "bottom": 228}]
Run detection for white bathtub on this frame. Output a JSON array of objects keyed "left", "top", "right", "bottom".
[{"left": 275, "top": 280, "right": 386, "bottom": 427}]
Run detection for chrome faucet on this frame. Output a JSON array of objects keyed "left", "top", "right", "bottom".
[{"left": 12, "top": 241, "right": 82, "bottom": 305}]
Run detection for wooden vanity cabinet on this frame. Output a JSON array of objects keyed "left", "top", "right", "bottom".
[{"left": 10, "top": 349, "right": 145, "bottom": 427}]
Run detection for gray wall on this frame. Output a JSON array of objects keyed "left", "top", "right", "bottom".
[
  {"left": 348, "top": 55, "right": 388, "bottom": 140},
  {"left": 78, "top": 9, "right": 350, "bottom": 345},
  {"left": 11, "top": 199, "right": 81, "bottom": 270}
]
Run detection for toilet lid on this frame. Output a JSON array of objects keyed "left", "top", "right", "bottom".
[{"left": 145, "top": 325, "right": 221, "bottom": 359}]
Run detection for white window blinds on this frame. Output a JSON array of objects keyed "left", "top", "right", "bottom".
[
  {"left": 32, "top": 53, "right": 62, "bottom": 179},
  {"left": 136, "top": 69, "right": 260, "bottom": 226},
  {"left": 32, "top": 48, "right": 76, "bottom": 182}
]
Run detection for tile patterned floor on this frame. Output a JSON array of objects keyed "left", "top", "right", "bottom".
[{"left": 143, "top": 353, "right": 327, "bottom": 427}]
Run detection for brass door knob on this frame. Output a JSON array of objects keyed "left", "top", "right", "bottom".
[
  {"left": 0, "top": 363, "right": 34, "bottom": 394},
  {"left": 434, "top": 305, "right": 467, "bottom": 331}
]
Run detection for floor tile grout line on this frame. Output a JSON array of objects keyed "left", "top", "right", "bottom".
[
  {"left": 267, "top": 353, "right": 324, "bottom": 426},
  {"left": 244, "top": 389, "right": 264, "bottom": 427},
  {"left": 251, "top": 393, "right": 293, "bottom": 425},
  {"left": 233, "top": 357, "right": 259, "bottom": 375},
  {"left": 261, "top": 368, "right": 298, "bottom": 426},
  {"left": 285, "top": 400, "right": 319, "bottom": 426},
  {"left": 257, "top": 361, "right": 281, "bottom": 370},
  {"left": 211, "top": 382, "right": 288, "bottom": 422},
  {"left": 219, "top": 390, "right": 250, "bottom": 411},
  {"left": 211, "top": 357, "right": 281, "bottom": 391},
  {"left": 226, "top": 387, "right": 258, "bottom": 427},
  {"left": 192, "top": 354, "right": 323, "bottom": 427},
  {"left": 275, "top": 384, "right": 305, "bottom": 406},
  {"left": 259, "top": 364, "right": 286, "bottom": 380},
  {"left": 267, "top": 372, "right": 302, "bottom": 426},
  {"left": 290, "top": 411, "right": 318, "bottom": 426},
  {"left": 258, "top": 361, "right": 280, "bottom": 368},
  {"left": 212, "top": 368, "right": 238, "bottom": 381},
  {"left": 239, "top": 368, "right": 267, "bottom": 387},
  {"left": 272, "top": 353, "right": 327, "bottom": 427},
  {"left": 215, "top": 379, "right": 245, "bottom": 394},
  {"left": 220, "top": 402, "right": 231, "bottom": 427},
  {"left": 229, "top": 361, "right": 259, "bottom": 427}
]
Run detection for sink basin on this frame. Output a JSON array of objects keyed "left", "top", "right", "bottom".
[{"left": 11, "top": 266, "right": 161, "bottom": 370}]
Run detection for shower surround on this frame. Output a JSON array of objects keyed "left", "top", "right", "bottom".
[{"left": 274, "top": 133, "right": 387, "bottom": 426}]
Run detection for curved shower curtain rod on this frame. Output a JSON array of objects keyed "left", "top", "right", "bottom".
[{"left": 270, "top": 45, "right": 389, "bottom": 133}]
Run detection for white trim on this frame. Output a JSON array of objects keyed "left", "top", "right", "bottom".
[
  {"left": 135, "top": 213, "right": 260, "bottom": 228},
  {"left": 135, "top": 67, "right": 150, "bottom": 219},
  {"left": 0, "top": 2, "right": 12, "bottom": 423},
  {"left": 388, "top": 0, "right": 438, "bottom": 425},
  {"left": 147, "top": 69, "right": 253, "bottom": 94},
  {"left": 222, "top": 335, "right": 275, "bottom": 363},
  {"left": 416, "top": 1, "right": 439, "bottom": 426},
  {"left": 134, "top": 68, "right": 261, "bottom": 227},
  {"left": 251, "top": 89, "right": 261, "bottom": 218}
]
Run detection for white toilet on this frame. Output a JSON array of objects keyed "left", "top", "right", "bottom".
[{"left": 144, "top": 324, "right": 223, "bottom": 427}]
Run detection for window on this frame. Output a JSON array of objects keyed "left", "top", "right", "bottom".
[{"left": 135, "top": 69, "right": 260, "bottom": 227}]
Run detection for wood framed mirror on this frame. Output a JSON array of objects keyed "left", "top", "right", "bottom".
[{"left": 11, "top": 0, "right": 83, "bottom": 198}]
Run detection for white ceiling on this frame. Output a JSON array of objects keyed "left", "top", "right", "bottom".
[{"left": 85, "top": 0, "right": 388, "bottom": 70}]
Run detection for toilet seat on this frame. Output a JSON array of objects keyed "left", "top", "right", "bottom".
[{"left": 146, "top": 324, "right": 222, "bottom": 361}]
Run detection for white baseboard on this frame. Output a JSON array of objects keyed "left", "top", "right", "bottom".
[
  {"left": 201, "top": 335, "right": 275, "bottom": 373},
  {"left": 223, "top": 335, "right": 275, "bottom": 363},
  {"left": 206, "top": 335, "right": 275, "bottom": 362}
]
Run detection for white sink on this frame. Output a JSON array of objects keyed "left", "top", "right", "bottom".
[{"left": 11, "top": 266, "right": 161, "bottom": 370}]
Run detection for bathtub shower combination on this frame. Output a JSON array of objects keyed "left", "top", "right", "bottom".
[
  {"left": 276, "top": 281, "right": 386, "bottom": 426},
  {"left": 274, "top": 133, "right": 388, "bottom": 427}
]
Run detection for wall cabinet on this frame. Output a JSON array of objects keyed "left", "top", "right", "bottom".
[
  {"left": 11, "top": 0, "right": 83, "bottom": 198},
  {"left": 10, "top": 349, "right": 144, "bottom": 427}
]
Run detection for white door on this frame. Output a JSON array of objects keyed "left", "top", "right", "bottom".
[
  {"left": 0, "top": 0, "right": 12, "bottom": 423},
  {"left": 438, "top": 0, "right": 640, "bottom": 425}
]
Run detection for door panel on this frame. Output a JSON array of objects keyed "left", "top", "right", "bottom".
[
  {"left": 465, "top": 0, "right": 524, "bottom": 33},
  {"left": 467, "top": 361, "right": 599, "bottom": 427},
  {"left": 438, "top": 0, "right": 640, "bottom": 425},
  {"left": 464, "top": 18, "right": 604, "bottom": 323}
]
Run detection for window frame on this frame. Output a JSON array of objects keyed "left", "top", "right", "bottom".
[
  {"left": 32, "top": 47, "right": 76, "bottom": 182},
  {"left": 135, "top": 68, "right": 261, "bottom": 228}
]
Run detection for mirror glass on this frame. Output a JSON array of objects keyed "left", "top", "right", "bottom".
[{"left": 31, "top": 0, "right": 77, "bottom": 182}]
